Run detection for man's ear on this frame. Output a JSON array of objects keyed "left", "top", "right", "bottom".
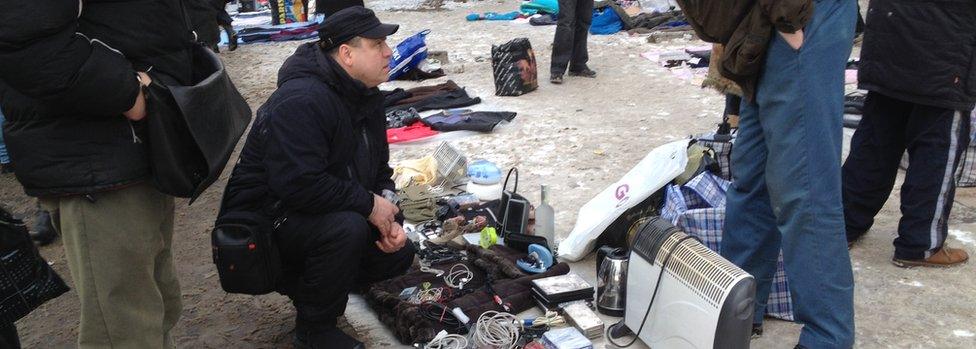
[{"left": 337, "top": 44, "right": 354, "bottom": 66}]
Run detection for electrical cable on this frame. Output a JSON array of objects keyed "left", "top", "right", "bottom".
[
  {"left": 424, "top": 332, "right": 469, "bottom": 349},
  {"left": 419, "top": 302, "right": 468, "bottom": 334},
  {"left": 473, "top": 311, "right": 520, "bottom": 349},
  {"left": 443, "top": 263, "right": 473, "bottom": 289},
  {"left": 524, "top": 311, "right": 566, "bottom": 328},
  {"left": 606, "top": 235, "right": 701, "bottom": 348}
]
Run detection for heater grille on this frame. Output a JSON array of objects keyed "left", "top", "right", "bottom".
[{"left": 631, "top": 217, "right": 748, "bottom": 308}]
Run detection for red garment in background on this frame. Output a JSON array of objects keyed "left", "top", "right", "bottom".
[{"left": 386, "top": 122, "right": 439, "bottom": 144}]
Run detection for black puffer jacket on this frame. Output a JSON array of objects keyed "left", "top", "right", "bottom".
[
  {"left": 858, "top": 0, "right": 976, "bottom": 111},
  {"left": 220, "top": 42, "right": 395, "bottom": 217},
  {"left": 0, "top": 0, "right": 205, "bottom": 197}
]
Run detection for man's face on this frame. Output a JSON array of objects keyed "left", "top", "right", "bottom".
[{"left": 342, "top": 37, "right": 393, "bottom": 88}]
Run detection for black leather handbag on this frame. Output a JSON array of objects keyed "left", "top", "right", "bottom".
[
  {"left": 143, "top": 0, "right": 252, "bottom": 200},
  {"left": 0, "top": 208, "right": 69, "bottom": 323}
]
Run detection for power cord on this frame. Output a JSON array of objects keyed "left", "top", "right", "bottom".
[
  {"left": 444, "top": 263, "right": 473, "bottom": 289},
  {"left": 473, "top": 311, "right": 520, "bottom": 349},
  {"left": 419, "top": 302, "right": 468, "bottom": 334},
  {"left": 607, "top": 234, "right": 701, "bottom": 348},
  {"left": 423, "top": 330, "right": 469, "bottom": 349}
]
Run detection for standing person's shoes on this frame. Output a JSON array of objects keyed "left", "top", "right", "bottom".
[
  {"left": 222, "top": 25, "right": 239, "bottom": 51},
  {"left": 550, "top": 74, "right": 563, "bottom": 84},
  {"left": 892, "top": 246, "right": 969, "bottom": 268},
  {"left": 30, "top": 209, "right": 58, "bottom": 246},
  {"left": 568, "top": 67, "right": 597, "bottom": 78},
  {"left": 294, "top": 327, "right": 364, "bottom": 349},
  {"left": 0, "top": 162, "right": 13, "bottom": 174}
]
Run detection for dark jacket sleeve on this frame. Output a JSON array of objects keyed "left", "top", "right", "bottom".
[
  {"left": 263, "top": 94, "right": 374, "bottom": 217},
  {"left": 374, "top": 136, "right": 397, "bottom": 194},
  {"left": 760, "top": 0, "right": 814, "bottom": 33},
  {"left": 0, "top": 1, "right": 140, "bottom": 115}
]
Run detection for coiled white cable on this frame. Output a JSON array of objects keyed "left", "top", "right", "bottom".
[
  {"left": 425, "top": 331, "right": 469, "bottom": 349},
  {"left": 443, "top": 263, "right": 473, "bottom": 289},
  {"left": 473, "top": 311, "right": 520, "bottom": 349}
]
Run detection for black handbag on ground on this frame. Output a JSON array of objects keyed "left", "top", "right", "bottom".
[
  {"left": 211, "top": 211, "right": 282, "bottom": 295},
  {"left": 143, "top": 0, "right": 252, "bottom": 200},
  {"left": 0, "top": 208, "right": 69, "bottom": 323}
]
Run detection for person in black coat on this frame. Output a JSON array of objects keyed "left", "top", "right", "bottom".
[
  {"left": 220, "top": 7, "right": 413, "bottom": 349},
  {"left": 843, "top": 0, "right": 976, "bottom": 267},
  {"left": 0, "top": 1, "right": 217, "bottom": 347}
]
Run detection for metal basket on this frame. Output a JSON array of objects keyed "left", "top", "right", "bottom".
[{"left": 432, "top": 142, "right": 467, "bottom": 186}]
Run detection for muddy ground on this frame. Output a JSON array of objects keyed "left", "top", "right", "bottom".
[{"left": 6, "top": 0, "right": 976, "bottom": 348}]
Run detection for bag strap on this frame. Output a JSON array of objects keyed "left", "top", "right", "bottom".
[
  {"left": 503, "top": 168, "right": 518, "bottom": 193},
  {"left": 175, "top": 0, "right": 199, "bottom": 44}
]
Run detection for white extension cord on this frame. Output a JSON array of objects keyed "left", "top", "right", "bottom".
[
  {"left": 443, "top": 263, "right": 473, "bottom": 289},
  {"left": 473, "top": 311, "right": 520, "bottom": 349}
]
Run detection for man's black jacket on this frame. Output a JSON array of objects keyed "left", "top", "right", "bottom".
[
  {"left": 221, "top": 42, "right": 395, "bottom": 218},
  {"left": 858, "top": 0, "right": 976, "bottom": 111},
  {"left": 0, "top": 0, "right": 214, "bottom": 197}
]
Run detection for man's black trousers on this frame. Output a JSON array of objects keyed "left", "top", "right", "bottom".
[
  {"left": 843, "top": 91, "right": 971, "bottom": 260},
  {"left": 550, "top": 0, "right": 593, "bottom": 75},
  {"left": 275, "top": 211, "right": 415, "bottom": 329}
]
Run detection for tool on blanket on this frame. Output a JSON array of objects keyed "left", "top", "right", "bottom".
[{"left": 516, "top": 243, "right": 554, "bottom": 274}]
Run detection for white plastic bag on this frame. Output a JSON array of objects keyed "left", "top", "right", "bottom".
[{"left": 558, "top": 139, "right": 689, "bottom": 261}]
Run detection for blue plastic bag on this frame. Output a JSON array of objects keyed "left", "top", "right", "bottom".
[
  {"left": 590, "top": 7, "right": 622, "bottom": 35},
  {"left": 388, "top": 30, "right": 430, "bottom": 81}
]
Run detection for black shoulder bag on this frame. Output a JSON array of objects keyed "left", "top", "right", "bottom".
[
  {"left": 0, "top": 208, "right": 69, "bottom": 323},
  {"left": 143, "top": 0, "right": 252, "bottom": 200}
]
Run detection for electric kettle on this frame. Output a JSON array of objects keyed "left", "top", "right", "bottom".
[{"left": 596, "top": 246, "right": 629, "bottom": 317}]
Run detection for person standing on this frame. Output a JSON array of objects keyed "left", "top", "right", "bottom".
[
  {"left": 717, "top": 0, "right": 858, "bottom": 347},
  {"left": 842, "top": 0, "right": 975, "bottom": 267},
  {"left": 0, "top": 1, "right": 214, "bottom": 347},
  {"left": 549, "top": 0, "right": 597, "bottom": 84}
]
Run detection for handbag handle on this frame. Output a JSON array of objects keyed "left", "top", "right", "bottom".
[{"left": 503, "top": 168, "right": 518, "bottom": 193}]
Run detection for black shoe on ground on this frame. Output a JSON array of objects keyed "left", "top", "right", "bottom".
[
  {"left": 0, "top": 162, "right": 13, "bottom": 174},
  {"left": 568, "top": 68, "right": 597, "bottom": 78},
  {"left": 550, "top": 74, "right": 563, "bottom": 84},
  {"left": 30, "top": 210, "right": 58, "bottom": 246},
  {"left": 794, "top": 345, "right": 808, "bottom": 349},
  {"left": 295, "top": 327, "right": 364, "bottom": 349},
  {"left": 751, "top": 323, "right": 763, "bottom": 339}
]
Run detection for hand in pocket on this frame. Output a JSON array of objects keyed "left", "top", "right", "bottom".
[{"left": 779, "top": 29, "right": 805, "bottom": 51}]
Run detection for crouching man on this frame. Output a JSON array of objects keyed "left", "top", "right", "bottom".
[{"left": 219, "top": 7, "right": 415, "bottom": 348}]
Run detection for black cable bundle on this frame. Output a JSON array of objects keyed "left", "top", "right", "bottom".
[{"left": 420, "top": 302, "right": 468, "bottom": 334}]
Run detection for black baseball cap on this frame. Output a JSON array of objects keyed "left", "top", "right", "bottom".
[{"left": 318, "top": 6, "right": 399, "bottom": 51}]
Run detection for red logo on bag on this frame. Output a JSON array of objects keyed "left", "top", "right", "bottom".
[{"left": 615, "top": 184, "right": 630, "bottom": 207}]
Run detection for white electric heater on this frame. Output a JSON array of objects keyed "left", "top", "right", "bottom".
[{"left": 608, "top": 217, "right": 755, "bottom": 349}]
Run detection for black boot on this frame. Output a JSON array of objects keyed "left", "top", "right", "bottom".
[
  {"left": 30, "top": 210, "right": 58, "bottom": 246},
  {"left": 293, "top": 303, "right": 363, "bottom": 349},
  {"left": 222, "top": 24, "right": 238, "bottom": 51}
]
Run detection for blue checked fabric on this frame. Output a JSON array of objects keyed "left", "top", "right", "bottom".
[{"left": 661, "top": 172, "right": 795, "bottom": 321}]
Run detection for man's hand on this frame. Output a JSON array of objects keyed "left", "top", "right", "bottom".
[
  {"left": 368, "top": 193, "right": 399, "bottom": 236},
  {"left": 123, "top": 72, "right": 152, "bottom": 121},
  {"left": 375, "top": 222, "right": 407, "bottom": 253},
  {"left": 779, "top": 29, "right": 804, "bottom": 51}
]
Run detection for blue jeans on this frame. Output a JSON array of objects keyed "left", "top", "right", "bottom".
[
  {"left": 0, "top": 109, "right": 8, "bottom": 164},
  {"left": 720, "top": 0, "right": 857, "bottom": 348}
]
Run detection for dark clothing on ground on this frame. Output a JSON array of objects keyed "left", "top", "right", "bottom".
[
  {"left": 386, "top": 89, "right": 482, "bottom": 114},
  {"left": 857, "top": 0, "right": 976, "bottom": 111},
  {"left": 390, "top": 80, "right": 463, "bottom": 106},
  {"left": 395, "top": 68, "right": 447, "bottom": 82},
  {"left": 222, "top": 42, "right": 395, "bottom": 217},
  {"left": 421, "top": 110, "right": 517, "bottom": 132},
  {"left": 316, "top": 0, "right": 364, "bottom": 16},
  {"left": 0, "top": 0, "right": 202, "bottom": 197},
  {"left": 276, "top": 211, "right": 416, "bottom": 328},
  {"left": 843, "top": 92, "right": 971, "bottom": 260},
  {"left": 550, "top": 0, "right": 594, "bottom": 75}
]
